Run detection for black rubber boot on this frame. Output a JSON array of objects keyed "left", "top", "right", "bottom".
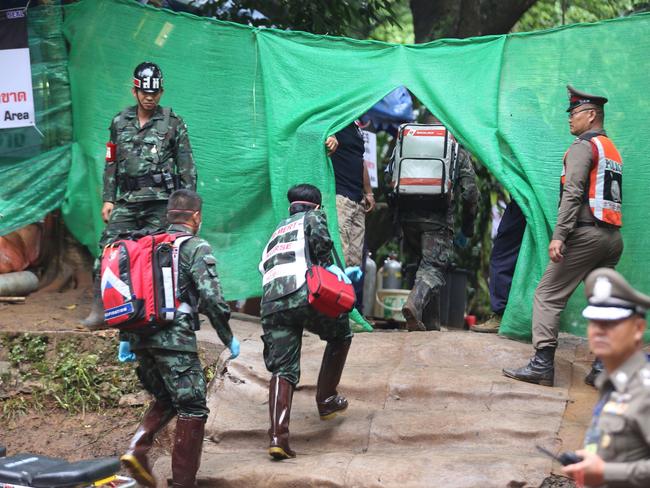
[
  {"left": 316, "top": 338, "right": 352, "bottom": 420},
  {"left": 422, "top": 293, "right": 441, "bottom": 331},
  {"left": 402, "top": 280, "right": 430, "bottom": 332},
  {"left": 80, "top": 279, "right": 105, "bottom": 330},
  {"left": 502, "top": 347, "right": 555, "bottom": 387},
  {"left": 585, "top": 358, "right": 603, "bottom": 387}
]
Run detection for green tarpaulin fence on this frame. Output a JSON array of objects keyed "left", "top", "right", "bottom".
[
  {"left": 0, "top": 5, "right": 71, "bottom": 235},
  {"left": 3, "top": 0, "right": 650, "bottom": 340}
]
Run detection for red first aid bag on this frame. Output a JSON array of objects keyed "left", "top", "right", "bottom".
[
  {"left": 306, "top": 264, "right": 356, "bottom": 318},
  {"left": 304, "top": 233, "right": 355, "bottom": 318},
  {"left": 100, "top": 232, "right": 193, "bottom": 332}
]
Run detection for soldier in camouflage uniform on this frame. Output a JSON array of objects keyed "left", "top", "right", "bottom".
[
  {"left": 259, "top": 184, "right": 353, "bottom": 460},
  {"left": 82, "top": 62, "right": 197, "bottom": 328},
  {"left": 400, "top": 145, "right": 478, "bottom": 331},
  {"left": 121, "top": 190, "right": 239, "bottom": 488}
]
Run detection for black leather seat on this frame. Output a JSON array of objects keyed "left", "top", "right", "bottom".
[{"left": 0, "top": 453, "right": 120, "bottom": 488}]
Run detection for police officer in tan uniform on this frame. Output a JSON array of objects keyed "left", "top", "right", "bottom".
[
  {"left": 503, "top": 85, "right": 624, "bottom": 386},
  {"left": 562, "top": 268, "right": 650, "bottom": 488}
]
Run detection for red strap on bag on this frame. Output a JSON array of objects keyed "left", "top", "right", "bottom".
[{"left": 303, "top": 221, "right": 355, "bottom": 318}]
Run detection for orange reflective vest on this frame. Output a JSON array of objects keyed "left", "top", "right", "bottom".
[{"left": 560, "top": 132, "right": 622, "bottom": 227}]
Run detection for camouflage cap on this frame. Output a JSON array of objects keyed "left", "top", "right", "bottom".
[
  {"left": 567, "top": 84, "right": 608, "bottom": 112},
  {"left": 583, "top": 268, "right": 650, "bottom": 320}
]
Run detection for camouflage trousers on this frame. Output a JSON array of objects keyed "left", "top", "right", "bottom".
[
  {"left": 93, "top": 200, "right": 168, "bottom": 277},
  {"left": 336, "top": 195, "right": 365, "bottom": 267},
  {"left": 402, "top": 222, "right": 453, "bottom": 301},
  {"left": 261, "top": 305, "right": 353, "bottom": 385},
  {"left": 135, "top": 348, "right": 209, "bottom": 418}
]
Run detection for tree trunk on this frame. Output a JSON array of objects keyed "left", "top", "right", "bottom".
[{"left": 410, "top": 0, "right": 539, "bottom": 43}]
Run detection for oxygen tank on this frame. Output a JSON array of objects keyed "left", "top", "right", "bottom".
[
  {"left": 0, "top": 271, "right": 39, "bottom": 296},
  {"left": 362, "top": 253, "right": 377, "bottom": 316},
  {"left": 382, "top": 253, "right": 402, "bottom": 290}
]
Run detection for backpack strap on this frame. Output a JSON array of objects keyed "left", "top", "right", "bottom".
[
  {"left": 172, "top": 234, "right": 194, "bottom": 300},
  {"left": 169, "top": 234, "right": 202, "bottom": 329}
]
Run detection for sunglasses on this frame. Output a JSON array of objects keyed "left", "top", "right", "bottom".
[{"left": 568, "top": 108, "right": 595, "bottom": 119}]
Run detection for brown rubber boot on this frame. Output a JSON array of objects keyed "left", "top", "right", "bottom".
[
  {"left": 121, "top": 400, "right": 176, "bottom": 488},
  {"left": 171, "top": 416, "right": 206, "bottom": 488},
  {"left": 80, "top": 279, "right": 106, "bottom": 330},
  {"left": 402, "top": 280, "right": 430, "bottom": 331},
  {"left": 316, "top": 338, "right": 352, "bottom": 420},
  {"left": 268, "top": 375, "right": 296, "bottom": 460}
]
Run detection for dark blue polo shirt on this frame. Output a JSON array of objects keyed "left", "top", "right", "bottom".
[{"left": 331, "top": 122, "right": 365, "bottom": 203}]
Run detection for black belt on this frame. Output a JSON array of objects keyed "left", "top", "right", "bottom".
[
  {"left": 576, "top": 221, "right": 616, "bottom": 229},
  {"left": 120, "top": 174, "right": 167, "bottom": 192}
]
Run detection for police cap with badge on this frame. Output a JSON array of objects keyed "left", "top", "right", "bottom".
[
  {"left": 582, "top": 268, "right": 650, "bottom": 321},
  {"left": 566, "top": 85, "right": 608, "bottom": 112}
]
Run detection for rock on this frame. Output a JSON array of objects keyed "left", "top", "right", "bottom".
[
  {"left": 20, "top": 380, "right": 45, "bottom": 393},
  {"left": 0, "top": 360, "right": 11, "bottom": 375},
  {"left": 119, "top": 390, "right": 151, "bottom": 407}
]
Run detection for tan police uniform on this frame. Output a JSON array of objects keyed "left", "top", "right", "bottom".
[
  {"left": 580, "top": 268, "right": 650, "bottom": 487},
  {"left": 533, "top": 86, "right": 623, "bottom": 350}
]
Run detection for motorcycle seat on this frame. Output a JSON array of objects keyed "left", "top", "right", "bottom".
[{"left": 0, "top": 453, "right": 120, "bottom": 488}]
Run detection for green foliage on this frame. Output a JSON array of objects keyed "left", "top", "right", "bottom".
[
  {"left": 46, "top": 340, "right": 140, "bottom": 413},
  {"left": 369, "top": 0, "right": 414, "bottom": 43},
  {"left": 515, "top": 0, "right": 650, "bottom": 32},
  {"left": 167, "top": 0, "right": 401, "bottom": 39},
  {"left": 1, "top": 397, "right": 30, "bottom": 422},
  {"left": 204, "top": 364, "right": 216, "bottom": 383},
  {"left": 7, "top": 334, "right": 48, "bottom": 365},
  {"left": 1, "top": 335, "right": 140, "bottom": 420}
]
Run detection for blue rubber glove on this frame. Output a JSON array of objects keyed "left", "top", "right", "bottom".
[
  {"left": 454, "top": 231, "right": 469, "bottom": 249},
  {"left": 118, "top": 341, "right": 136, "bottom": 363},
  {"left": 326, "top": 264, "right": 352, "bottom": 284},
  {"left": 228, "top": 337, "right": 240, "bottom": 360},
  {"left": 344, "top": 266, "right": 363, "bottom": 283}
]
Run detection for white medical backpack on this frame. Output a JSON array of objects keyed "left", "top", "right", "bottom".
[{"left": 389, "top": 123, "right": 458, "bottom": 207}]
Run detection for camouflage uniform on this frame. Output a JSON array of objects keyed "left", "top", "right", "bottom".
[
  {"left": 98, "top": 105, "right": 197, "bottom": 257},
  {"left": 399, "top": 147, "right": 478, "bottom": 325},
  {"left": 260, "top": 210, "right": 353, "bottom": 385},
  {"left": 125, "top": 224, "right": 232, "bottom": 418}
]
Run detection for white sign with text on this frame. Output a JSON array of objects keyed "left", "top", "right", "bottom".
[
  {"left": 0, "top": 49, "right": 35, "bottom": 129},
  {"left": 361, "top": 129, "right": 378, "bottom": 188}
]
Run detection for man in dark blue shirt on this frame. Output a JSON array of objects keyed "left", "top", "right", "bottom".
[
  {"left": 328, "top": 121, "right": 375, "bottom": 266},
  {"left": 326, "top": 121, "right": 375, "bottom": 331}
]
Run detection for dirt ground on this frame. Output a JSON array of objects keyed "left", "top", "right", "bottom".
[
  {"left": 0, "top": 287, "right": 579, "bottom": 487},
  {"left": 0, "top": 286, "right": 174, "bottom": 469},
  {"left": 0, "top": 283, "right": 93, "bottom": 333}
]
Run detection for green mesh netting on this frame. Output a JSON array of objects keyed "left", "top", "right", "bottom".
[
  {"left": 0, "top": 4, "right": 72, "bottom": 235},
  {"left": 5, "top": 0, "right": 650, "bottom": 341}
]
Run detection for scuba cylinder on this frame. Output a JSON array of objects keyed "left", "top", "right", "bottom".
[
  {"left": 362, "top": 253, "right": 377, "bottom": 316},
  {"left": 381, "top": 252, "right": 402, "bottom": 290},
  {"left": 0, "top": 271, "right": 38, "bottom": 296}
]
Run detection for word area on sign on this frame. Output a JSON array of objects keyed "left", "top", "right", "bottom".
[{"left": 4, "top": 111, "right": 29, "bottom": 121}]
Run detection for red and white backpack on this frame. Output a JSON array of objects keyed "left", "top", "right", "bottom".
[{"left": 100, "top": 232, "right": 194, "bottom": 332}]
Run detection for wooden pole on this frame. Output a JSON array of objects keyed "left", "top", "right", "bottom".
[{"left": 0, "top": 297, "right": 26, "bottom": 303}]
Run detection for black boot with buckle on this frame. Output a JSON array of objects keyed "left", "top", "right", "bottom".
[{"left": 502, "top": 347, "right": 556, "bottom": 386}]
